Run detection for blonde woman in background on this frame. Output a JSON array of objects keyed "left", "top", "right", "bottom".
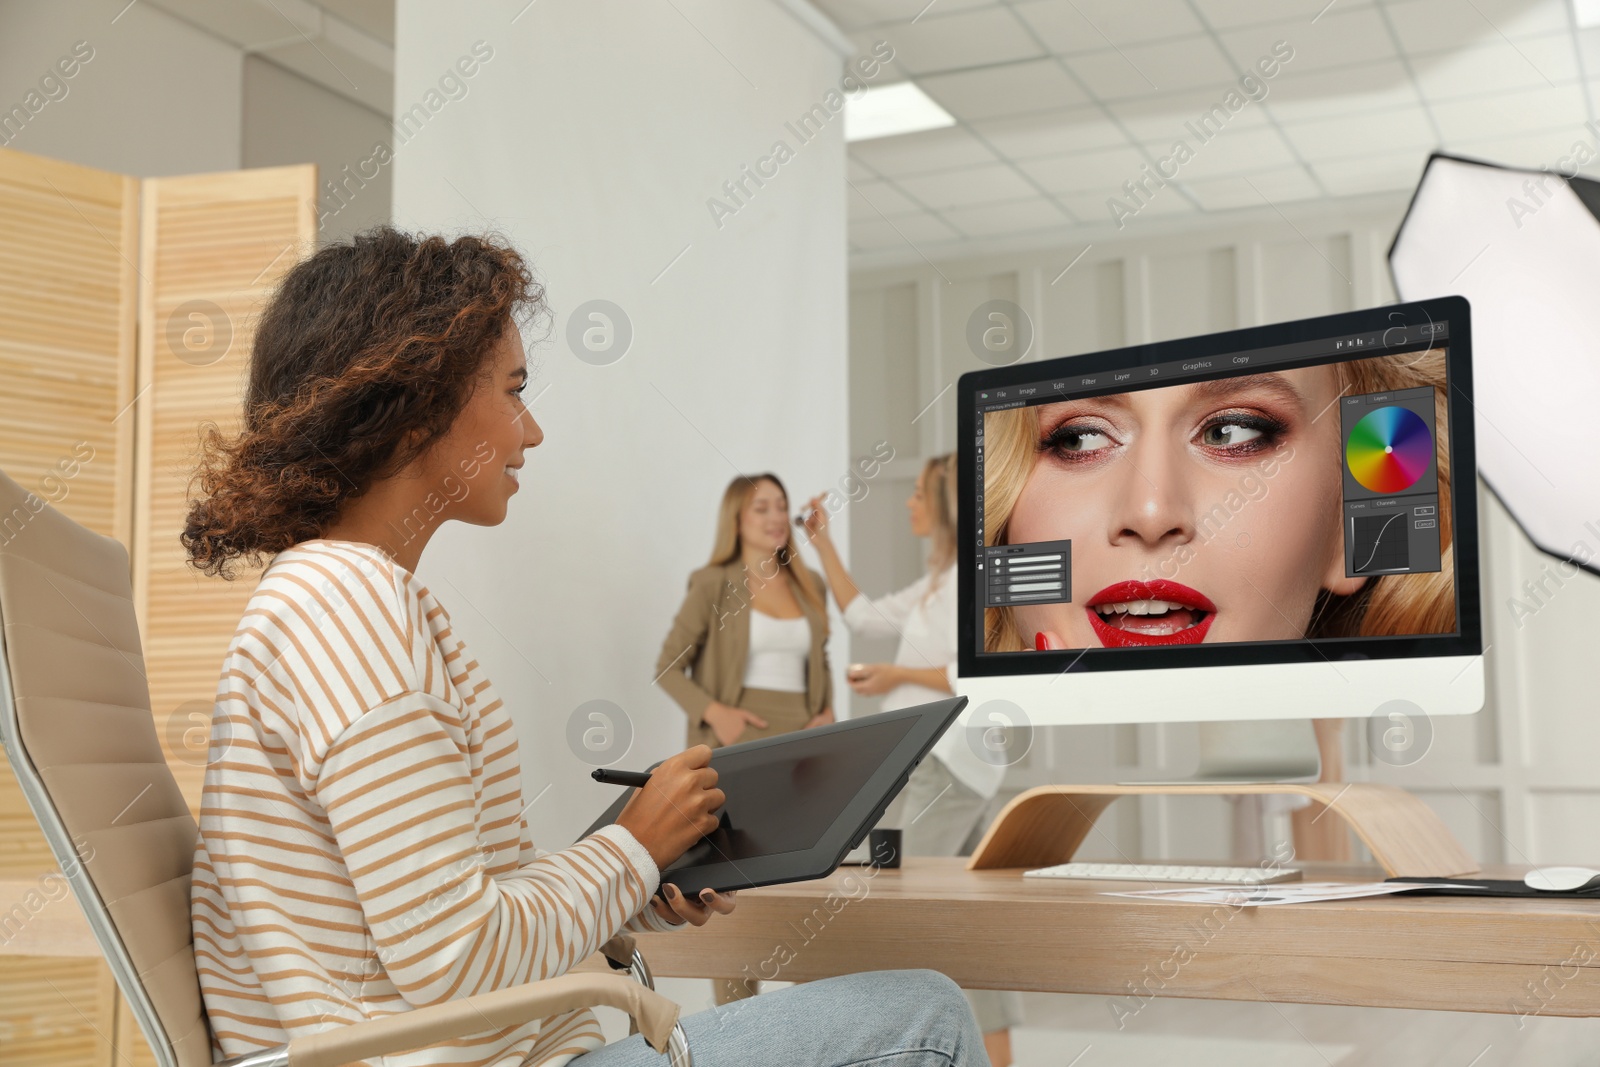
[
  {"left": 803, "top": 454, "right": 1022, "bottom": 1067},
  {"left": 655, "top": 472, "right": 834, "bottom": 1006}
]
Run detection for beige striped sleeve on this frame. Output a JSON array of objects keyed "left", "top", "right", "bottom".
[
  {"left": 314, "top": 688, "right": 665, "bottom": 1008},
  {"left": 522, "top": 829, "right": 685, "bottom": 936}
]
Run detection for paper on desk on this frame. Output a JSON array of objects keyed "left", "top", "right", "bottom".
[{"left": 1104, "top": 881, "right": 1481, "bottom": 906}]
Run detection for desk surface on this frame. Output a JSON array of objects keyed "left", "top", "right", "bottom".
[
  {"left": 631, "top": 858, "right": 1600, "bottom": 1017},
  {"left": 7, "top": 860, "right": 1597, "bottom": 1017}
]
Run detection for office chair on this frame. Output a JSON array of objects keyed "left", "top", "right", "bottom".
[{"left": 0, "top": 466, "right": 691, "bottom": 1067}]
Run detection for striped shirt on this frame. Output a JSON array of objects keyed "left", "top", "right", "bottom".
[{"left": 190, "top": 538, "right": 680, "bottom": 1067}]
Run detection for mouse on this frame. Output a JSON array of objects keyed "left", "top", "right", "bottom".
[{"left": 1523, "top": 866, "right": 1600, "bottom": 892}]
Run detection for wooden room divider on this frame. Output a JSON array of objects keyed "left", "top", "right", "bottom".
[{"left": 0, "top": 146, "right": 316, "bottom": 1067}]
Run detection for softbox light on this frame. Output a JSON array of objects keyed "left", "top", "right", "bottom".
[{"left": 1390, "top": 152, "right": 1600, "bottom": 576}]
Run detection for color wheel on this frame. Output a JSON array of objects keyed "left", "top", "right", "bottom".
[{"left": 1346, "top": 406, "right": 1433, "bottom": 494}]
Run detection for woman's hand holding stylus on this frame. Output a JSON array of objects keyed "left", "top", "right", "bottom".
[
  {"left": 702, "top": 701, "right": 767, "bottom": 746},
  {"left": 615, "top": 745, "right": 725, "bottom": 871}
]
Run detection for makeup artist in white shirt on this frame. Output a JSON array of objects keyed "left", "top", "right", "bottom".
[{"left": 801, "top": 453, "right": 1021, "bottom": 1067}]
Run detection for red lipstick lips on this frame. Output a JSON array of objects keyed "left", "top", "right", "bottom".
[{"left": 1084, "top": 579, "right": 1216, "bottom": 648}]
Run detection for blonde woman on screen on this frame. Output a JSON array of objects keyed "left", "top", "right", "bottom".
[
  {"left": 980, "top": 349, "right": 1455, "bottom": 652},
  {"left": 803, "top": 454, "right": 1023, "bottom": 1067}
]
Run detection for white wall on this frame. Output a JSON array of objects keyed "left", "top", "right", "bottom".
[
  {"left": 0, "top": 0, "right": 241, "bottom": 176},
  {"left": 848, "top": 193, "right": 1600, "bottom": 867},
  {"left": 392, "top": 0, "right": 853, "bottom": 845}
]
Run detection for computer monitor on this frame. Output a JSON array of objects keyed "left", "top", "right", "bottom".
[{"left": 954, "top": 297, "right": 1483, "bottom": 760}]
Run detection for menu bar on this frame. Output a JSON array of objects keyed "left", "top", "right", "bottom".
[{"left": 977, "top": 322, "right": 1448, "bottom": 410}]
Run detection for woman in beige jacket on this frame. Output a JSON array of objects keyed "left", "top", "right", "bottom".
[{"left": 656, "top": 472, "right": 834, "bottom": 749}]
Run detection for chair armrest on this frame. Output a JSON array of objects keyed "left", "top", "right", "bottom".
[{"left": 284, "top": 972, "right": 682, "bottom": 1067}]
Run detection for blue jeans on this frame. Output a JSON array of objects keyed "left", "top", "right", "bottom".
[{"left": 571, "top": 969, "right": 991, "bottom": 1067}]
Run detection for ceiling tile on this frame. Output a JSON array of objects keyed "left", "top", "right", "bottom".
[
  {"left": 1311, "top": 153, "right": 1427, "bottom": 196},
  {"left": 1058, "top": 187, "right": 1196, "bottom": 223},
  {"left": 1017, "top": 144, "right": 1155, "bottom": 194},
  {"left": 848, "top": 179, "right": 925, "bottom": 218},
  {"left": 1571, "top": 26, "right": 1600, "bottom": 77},
  {"left": 1586, "top": 78, "right": 1600, "bottom": 123},
  {"left": 1444, "top": 127, "right": 1600, "bottom": 167},
  {"left": 849, "top": 125, "right": 1001, "bottom": 176},
  {"left": 971, "top": 107, "right": 1133, "bottom": 158},
  {"left": 941, "top": 196, "right": 1076, "bottom": 235},
  {"left": 1279, "top": 106, "right": 1438, "bottom": 160},
  {"left": 1061, "top": 49, "right": 1166, "bottom": 100},
  {"left": 1180, "top": 165, "right": 1322, "bottom": 210},
  {"left": 1190, "top": 0, "right": 1374, "bottom": 29},
  {"left": 1515, "top": 30, "right": 1587, "bottom": 80},
  {"left": 1413, "top": 34, "right": 1582, "bottom": 99},
  {"left": 1261, "top": 60, "right": 1424, "bottom": 123},
  {"left": 1384, "top": 0, "right": 1571, "bottom": 52},
  {"left": 849, "top": 211, "right": 962, "bottom": 251},
  {"left": 918, "top": 58, "right": 1088, "bottom": 121},
  {"left": 896, "top": 162, "right": 1040, "bottom": 207},
  {"left": 1012, "top": 0, "right": 1203, "bottom": 52},
  {"left": 848, "top": 157, "right": 878, "bottom": 181},
  {"left": 1109, "top": 89, "right": 1273, "bottom": 142},
  {"left": 850, "top": 7, "right": 1043, "bottom": 75},
  {"left": 1066, "top": 37, "right": 1239, "bottom": 102},
  {"left": 1144, "top": 127, "right": 1301, "bottom": 181},
  {"left": 1217, "top": 8, "right": 1394, "bottom": 75},
  {"left": 812, "top": 0, "right": 999, "bottom": 31},
  {"left": 1428, "top": 85, "right": 1589, "bottom": 142}
]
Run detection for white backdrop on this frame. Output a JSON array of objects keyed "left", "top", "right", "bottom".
[{"left": 392, "top": 0, "right": 852, "bottom": 845}]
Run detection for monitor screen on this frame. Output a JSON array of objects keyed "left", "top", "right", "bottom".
[{"left": 961, "top": 299, "right": 1479, "bottom": 674}]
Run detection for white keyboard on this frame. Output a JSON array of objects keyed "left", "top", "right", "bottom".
[{"left": 1023, "top": 862, "right": 1302, "bottom": 885}]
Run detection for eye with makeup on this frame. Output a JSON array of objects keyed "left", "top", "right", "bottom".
[
  {"left": 1193, "top": 408, "right": 1288, "bottom": 457},
  {"left": 1038, "top": 414, "right": 1121, "bottom": 464}
]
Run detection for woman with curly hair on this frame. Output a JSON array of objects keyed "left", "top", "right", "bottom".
[{"left": 184, "top": 226, "right": 987, "bottom": 1067}]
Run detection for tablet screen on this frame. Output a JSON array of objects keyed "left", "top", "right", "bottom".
[{"left": 658, "top": 713, "right": 920, "bottom": 873}]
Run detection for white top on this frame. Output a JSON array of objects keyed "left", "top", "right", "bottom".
[
  {"left": 841, "top": 564, "right": 1005, "bottom": 799},
  {"left": 742, "top": 609, "right": 809, "bottom": 692}
]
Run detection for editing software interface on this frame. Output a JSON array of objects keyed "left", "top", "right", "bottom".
[{"left": 975, "top": 322, "right": 1460, "bottom": 654}]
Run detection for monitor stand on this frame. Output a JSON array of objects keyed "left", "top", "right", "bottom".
[{"left": 966, "top": 716, "right": 1478, "bottom": 878}]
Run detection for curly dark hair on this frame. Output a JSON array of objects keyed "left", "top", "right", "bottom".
[{"left": 181, "top": 226, "right": 543, "bottom": 579}]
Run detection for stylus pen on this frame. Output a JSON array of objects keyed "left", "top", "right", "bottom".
[{"left": 591, "top": 768, "right": 652, "bottom": 788}]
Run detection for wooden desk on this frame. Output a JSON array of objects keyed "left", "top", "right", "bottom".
[
  {"left": 10, "top": 862, "right": 1598, "bottom": 1018},
  {"left": 632, "top": 858, "right": 1600, "bottom": 1018}
]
